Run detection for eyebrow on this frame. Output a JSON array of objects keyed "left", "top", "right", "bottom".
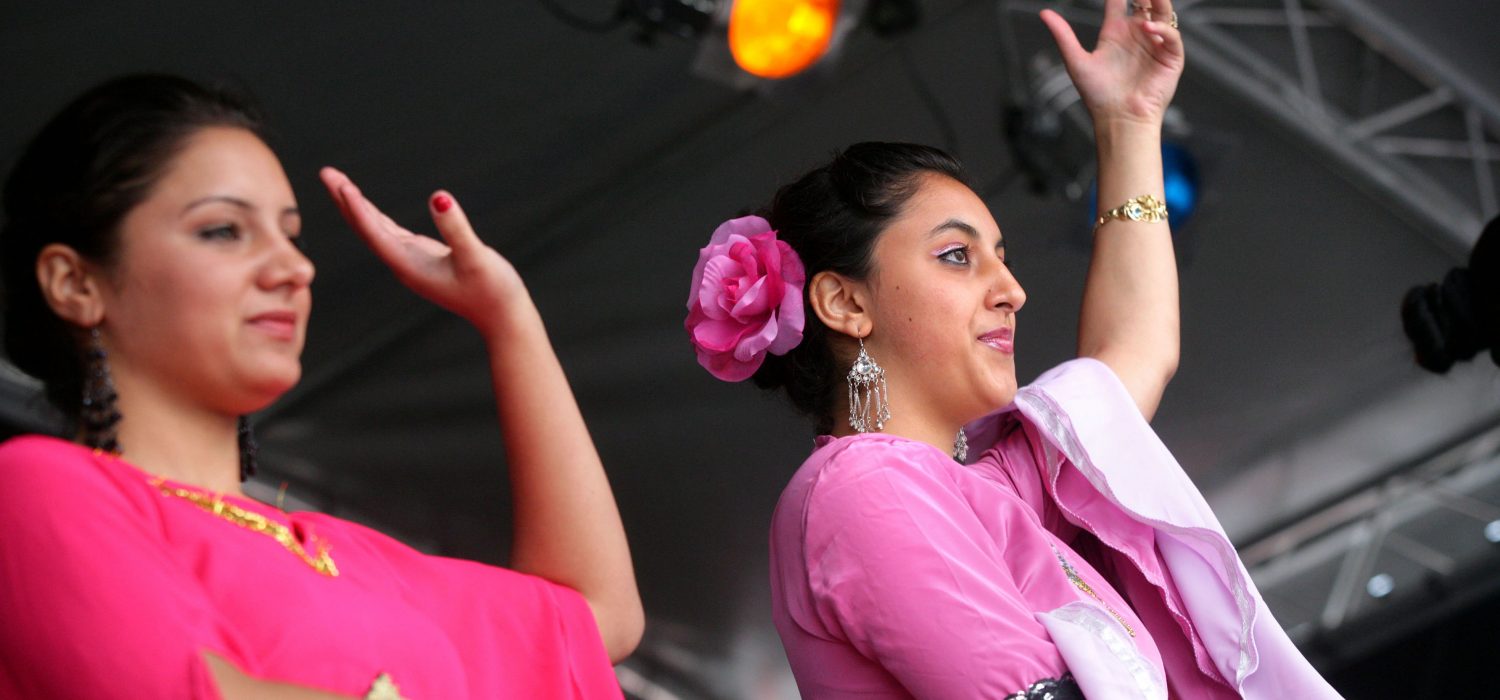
[
  {"left": 182, "top": 195, "right": 253, "bottom": 214},
  {"left": 183, "top": 195, "right": 300, "bottom": 221},
  {"left": 928, "top": 218, "right": 1005, "bottom": 249}
]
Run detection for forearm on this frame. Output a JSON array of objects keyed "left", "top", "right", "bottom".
[
  {"left": 318, "top": 172, "right": 643, "bottom": 660},
  {"left": 479, "top": 295, "right": 643, "bottom": 662},
  {"left": 1078, "top": 119, "right": 1180, "bottom": 418}
]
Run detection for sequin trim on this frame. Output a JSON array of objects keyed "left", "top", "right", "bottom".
[
  {"left": 1003, "top": 672, "right": 1085, "bottom": 700},
  {"left": 1049, "top": 542, "right": 1135, "bottom": 636}
]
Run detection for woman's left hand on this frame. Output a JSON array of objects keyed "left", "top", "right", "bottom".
[
  {"left": 1040, "top": 0, "right": 1185, "bottom": 127},
  {"left": 319, "top": 167, "right": 528, "bottom": 336}
]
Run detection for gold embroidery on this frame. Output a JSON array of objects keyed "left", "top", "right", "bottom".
[
  {"left": 1051, "top": 544, "right": 1135, "bottom": 637},
  {"left": 365, "top": 672, "right": 407, "bottom": 700},
  {"left": 152, "top": 479, "right": 338, "bottom": 577}
]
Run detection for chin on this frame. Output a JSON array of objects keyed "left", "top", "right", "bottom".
[
  {"left": 980, "top": 382, "right": 1019, "bottom": 412},
  {"left": 238, "top": 367, "right": 300, "bottom": 412}
]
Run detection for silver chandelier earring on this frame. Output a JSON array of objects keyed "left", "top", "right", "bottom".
[
  {"left": 847, "top": 337, "right": 891, "bottom": 433},
  {"left": 954, "top": 428, "right": 968, "bottom": 462}
]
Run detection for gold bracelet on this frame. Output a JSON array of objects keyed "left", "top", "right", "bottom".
[{"left": 1095, "top": 194, "right": 1168, "bottom": 232}]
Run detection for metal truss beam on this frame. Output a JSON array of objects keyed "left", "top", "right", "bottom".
[
  {"left": 999, "top": 0, "right": 1500, "bottom": 259},
  {"left": 1241, "top": 421, "right": 1500, "bottom": 646}
]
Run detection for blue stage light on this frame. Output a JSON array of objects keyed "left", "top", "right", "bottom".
[{"left": 1161, "top": 141, "right": 1200, "bottom": 230}]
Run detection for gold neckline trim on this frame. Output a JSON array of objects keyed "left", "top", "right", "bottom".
[{"left": 151, "top": 478, "right": 339, "bottom": 577}]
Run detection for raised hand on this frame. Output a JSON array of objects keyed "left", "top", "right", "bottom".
[
  {"left": 1040, "top": 0, "right": 1185, "bottom": 126},
  {"left": 319, "top": 167, "right": 527, "bottom": 336},
  {"left": 319, "top": 167, "right": 643, "bottom": 659}
]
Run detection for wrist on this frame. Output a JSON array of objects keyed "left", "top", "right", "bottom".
[
  {"left": 1093, "top": 119, "right": 1165, "bottom": 177},
  {"left": 1093, "top": 116, "right": 1162, "bottom": 144},
  {"left": 472, "top": 291, "right": 543, "bottom": 347}
]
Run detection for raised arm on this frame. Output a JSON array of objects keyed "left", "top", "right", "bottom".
[
  {"left": 320, "top": 168, "right": 643, "bottom": 662},
  {"left": 1041, "top": 0, "right": 1185, "bottom": 420}
]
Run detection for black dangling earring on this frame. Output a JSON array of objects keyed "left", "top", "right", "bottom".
[
  {"left": 238, "top": 415, "right": 258, "bottom": 482},
  {"left": 80, "top": 327, "right": 122, "bottom": 454}
]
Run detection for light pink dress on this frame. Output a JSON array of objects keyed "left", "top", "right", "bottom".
[
  {"left": 0, "top": 435, "right": 622, "bottom": 699},
  {"left": 770, "top": 358, "right": 1342, "bottom": 699}
]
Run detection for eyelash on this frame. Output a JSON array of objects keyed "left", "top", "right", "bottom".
[
  {"left": 197, "top": 223, "right": 241, "bottom": 242},
  {"left": 198, "top": 223, "right": 305, "bottom": 252},
  {"left": 937, "top": 245, "right": 970, "bottom": 265},
  {"left": 936, "top": 244, "right": 1014, "bottom": 271}
]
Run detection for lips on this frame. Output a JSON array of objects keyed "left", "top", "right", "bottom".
[
  {"left": 248, "top": 310, "right": 299, "bottom": 341},
  {"left": 978, "top": 327, "right": 1014, "bottom": 355}
]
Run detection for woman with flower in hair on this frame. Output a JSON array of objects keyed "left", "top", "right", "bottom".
[{"left": 685, "top": 2, "right": 1339, "bottom": 698}]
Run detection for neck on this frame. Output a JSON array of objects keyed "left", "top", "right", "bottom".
[{"left": 103, "top": 375, "right": 245, "bottom": 496}]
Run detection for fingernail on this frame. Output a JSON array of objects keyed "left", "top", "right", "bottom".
[{"left": 433, "top": 194, "right": 453, "bottom": 213}]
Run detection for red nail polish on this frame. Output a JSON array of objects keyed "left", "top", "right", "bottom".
[{"left": 433, "top": 194, "right": 453, "bottom": 213}]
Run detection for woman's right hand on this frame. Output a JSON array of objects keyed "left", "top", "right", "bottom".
[
  {"left": 319, "top": 167, "right": 530, "bottom": 341},
  {"left": 1039, "top": 0, "right": 1185, "bottom": 129}
]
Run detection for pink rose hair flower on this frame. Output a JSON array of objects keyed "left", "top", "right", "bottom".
[{"left": 685, "top": 215, "right": 806, "bottom": 382}]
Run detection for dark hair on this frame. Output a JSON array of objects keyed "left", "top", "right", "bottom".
[
  {"left": 1, "top": 74, "right": 266, "bottom": 423},
  {"left": 751, "top": 142, "right": 967, "bottom": 433},
  {"left": 1402, "top": 215, "right": 1500, "bottom": 373}
]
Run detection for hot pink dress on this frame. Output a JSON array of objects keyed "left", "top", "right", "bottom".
[
  {"left": 0, "top": 435, "right": 621, "bottom": 699},
  {"left": 770, "top": 359, "right": 1342, "bottom": 699}
]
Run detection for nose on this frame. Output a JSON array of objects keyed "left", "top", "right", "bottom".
[
  {"left": 986, "top": 255, "right": 1025, "bottom": 314},
  {"left": 260, "top": 235, "right": 316, "bottom": 291}
]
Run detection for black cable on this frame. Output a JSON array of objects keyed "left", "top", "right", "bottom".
[{"left": 534, "top": 0, "right": 629, "bottom": 34}]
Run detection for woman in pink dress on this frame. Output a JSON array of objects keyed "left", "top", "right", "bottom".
[
  {"left": 0, "top": 75, "right": 641, "bottom": 698},
  {"left": 684, "top": 1, "right": 1340, "bottom": 698}
]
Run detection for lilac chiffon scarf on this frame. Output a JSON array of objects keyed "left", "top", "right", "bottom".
[{"left": 966, "top": 358, "right": 1342, "bottom": 699}]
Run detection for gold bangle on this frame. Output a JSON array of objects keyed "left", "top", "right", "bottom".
[{"left": 1095, "top": 194, "right": 1168, "bottom": 232}]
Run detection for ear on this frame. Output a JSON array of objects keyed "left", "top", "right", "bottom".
[
  {"left": 36, "top": 243, "right": 106, "bottom": 328},
  {"left": 808, "top": 270, "right": 872, "bottom": 339}
]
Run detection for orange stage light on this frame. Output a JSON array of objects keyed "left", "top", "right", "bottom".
[{"left": 728, "top": 0, "right": 842, "bottom": 79}]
